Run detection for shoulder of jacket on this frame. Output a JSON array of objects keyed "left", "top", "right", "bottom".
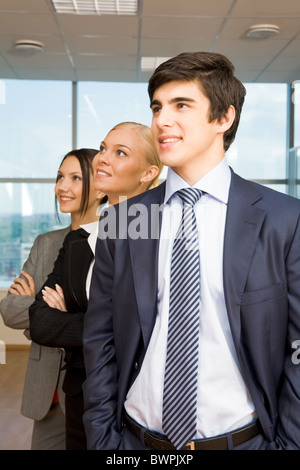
[{"left": 36, "top": 226, "right": 71, "bottom": 242}]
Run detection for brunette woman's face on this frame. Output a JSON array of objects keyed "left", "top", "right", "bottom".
[
  {"left": 92, "top": 128, "right": 150, "bottom": 205},
  {"left": 55, "top": 155, "right": 98, "bottom": 215},
  {"left": 55, "top": 156, "right": 83, "bottom": 215}
]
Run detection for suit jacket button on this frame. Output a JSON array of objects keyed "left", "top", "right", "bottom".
[{"left": 134, "top": 361, "right": 138, "bottom": 370}]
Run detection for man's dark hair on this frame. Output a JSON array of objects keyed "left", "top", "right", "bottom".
[{"left": 148, "top": 51, "right": 246, "bottom": 151}]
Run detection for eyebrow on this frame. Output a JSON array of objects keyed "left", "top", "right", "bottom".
[
  {"left": 101, "top": 140, "right": 132, "bottom": 152},
  {"left": 57, "top": 170, "right": 81, "bottom": 176},
  {"left": 150, "top": 96, "right": 196, "bottom": 108},
  {"left": 116, "top": 144, "right": 132, "bottom": 151}
]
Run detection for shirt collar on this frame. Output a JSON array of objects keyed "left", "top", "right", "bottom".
[
  {"left": 164, "top": 158, "right": 231, "bottom": 205},
  {"left": 80, "top": 220, "right": 99, "bottom": 235},
  {"left": 80, "top": 200, "right": 109, "bottom": 254},
  {"left": 80, "top": 221, "right": 98, "bottom": 255}
]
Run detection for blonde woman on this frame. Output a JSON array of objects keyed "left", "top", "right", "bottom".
[{"left": 29, "top": 122, "right": 162, "bottom": 450}]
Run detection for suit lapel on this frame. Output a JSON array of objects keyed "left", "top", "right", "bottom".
[
  {"left": 128, "top": 183, "right": 166, "bottom": 347},
  {"left": 128, "top": 173, "right": 266, "bottom": 353},
  {"left": 223, "top": 171, "right": 266, "bottom": 352}
]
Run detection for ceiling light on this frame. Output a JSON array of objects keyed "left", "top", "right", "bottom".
[
  {"left": 246, "top": 24, "right": 280, "bottom": 39},
  {"left": 13, "top": 40, "right": 44, "bottom": 55},
  {"left": 51, "top": 0, "right": 138, "bottom": 15},
  {"left": 141, "top": 57, "right": 171, "bottom": 71}
]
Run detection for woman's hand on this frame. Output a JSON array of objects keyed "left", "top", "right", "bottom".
[
  {"left": 8, "top": 271, "right": 35, "bottom": 296},
  {"left": 42, "top": 284, "right": 67, "bottom": 312}
]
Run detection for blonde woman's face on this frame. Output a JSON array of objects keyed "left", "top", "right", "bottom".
[{"left": 92, "top": 128, "right": 149, "bottom": 204}]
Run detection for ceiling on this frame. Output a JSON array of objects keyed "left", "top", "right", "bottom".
[{"left": 0, "top": 0, "right": 300, "bottom": 83}]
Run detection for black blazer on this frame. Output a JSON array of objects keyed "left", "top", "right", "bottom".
[
  {"left": 82, "top": 170, "right": 300, "bottom": 450},
  {"left": 30, "top": 228, "right": 93, "bottom": 394}
]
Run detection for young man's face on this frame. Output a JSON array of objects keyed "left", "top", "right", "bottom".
[{"left": 150, "top": 80, "right": 226, "bottom": 184}]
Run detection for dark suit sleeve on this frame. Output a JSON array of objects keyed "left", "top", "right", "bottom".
[
  {"left": 82, "top": 235, "right": 121, "bottom": 450},
  {"left": 276, "top": 213, "right": 300, "bottom": 449},
  {"left": 29, "top": 239, "right": 84, "bottom": 348}
]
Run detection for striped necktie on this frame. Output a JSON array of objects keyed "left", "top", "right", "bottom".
[{"left": 162, "top": 187, "right": 202, "bottom": 450}]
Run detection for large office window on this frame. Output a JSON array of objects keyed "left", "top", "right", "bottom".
[
  {"left": 227, "top": 83, "right": 288, "bottom": 185},
  {"left": 0, "top": 79, "right": 295, "bottom": 287},
  {"left": 0, "top": 80, "right": 72, "bottom": 178},
  {"left": 77, "top": 81, "right": 152, "bottom": 149},
  {"left": 294, "top": 80, "right": 300, "bottom": 148},
  {"left": 0, "top": 79, "right": 72, "bottom": 287},
  {"left": 77, "top": 82, "right": 289, "bottom": 185},
  {"left": 290, "top": 81, "right": 300, "bottom": 198}
]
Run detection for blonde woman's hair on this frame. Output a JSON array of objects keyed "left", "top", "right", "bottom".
[{"left": 109, "top": 121, "right": 163, "bottom": 189}]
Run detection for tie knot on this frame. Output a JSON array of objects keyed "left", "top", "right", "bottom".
[{"left": 176, "top": 187, "right": 202, "bottom": 207}]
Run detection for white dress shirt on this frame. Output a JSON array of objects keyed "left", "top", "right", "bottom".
[
  {"left": 80, "top": 220, "right": 99, "bottom": 300},
  {"left": 80, "top": 201, "right": 108, "bottom": 299},
  {"left": 125, "top": 158, "right": 256, "bottom": 438}
]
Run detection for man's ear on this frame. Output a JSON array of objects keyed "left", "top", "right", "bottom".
[{"left": 219, "top": 105, "right": 235, "bottom": 133}]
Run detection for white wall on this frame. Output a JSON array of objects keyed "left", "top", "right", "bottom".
[{"left": 0, "top": 289, "right": 30, "bottom": 345}]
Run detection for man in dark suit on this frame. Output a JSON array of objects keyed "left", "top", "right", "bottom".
[{"left": 82, "top": 52, "right": 300, "bottom": 450}]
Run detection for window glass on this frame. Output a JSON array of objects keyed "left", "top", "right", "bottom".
[
  {"left": 0, "top": 79, "right": 72, "bottom": 287},
  {"left": 263, "top": 184, "right": 287, "bottom": 194},
  {"left": 227, "top": 83, "right": 288, "bottom": 180},
  {"left": 0, "top": 79, "right": 72, "bottom": 178},
  {"left": 294, "top": 81, "right": 300, "bottom": 148},
  {"left": 0, "top": 80, "right": 292, "bottom": 288},
  {"left": 77, "top": 82, "right": 152, "bottom": 148},
  {"left": 0, "top": 182, "right": 70, "bottom": 288},
  {"left": 78, "top": 82, "right": 288, "bottom": 183}
]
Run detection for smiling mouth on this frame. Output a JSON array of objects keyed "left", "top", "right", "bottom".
[
  {"left": 159, "top": 137, "right": 181, "bottom": 144},
  {"left": 96, "top": 170, "right": 111, "bottom": 176},
  {"left": 161, "top": 137, "right": 180, "bottom": 144}
]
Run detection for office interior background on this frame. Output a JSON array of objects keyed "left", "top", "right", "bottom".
[{"left": 0, "top": 0, "right": 300, "bottom": 344}]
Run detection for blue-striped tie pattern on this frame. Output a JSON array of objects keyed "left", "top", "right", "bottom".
[{"left": 162, "top": 187, "right": 202, "bottom": 450}]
